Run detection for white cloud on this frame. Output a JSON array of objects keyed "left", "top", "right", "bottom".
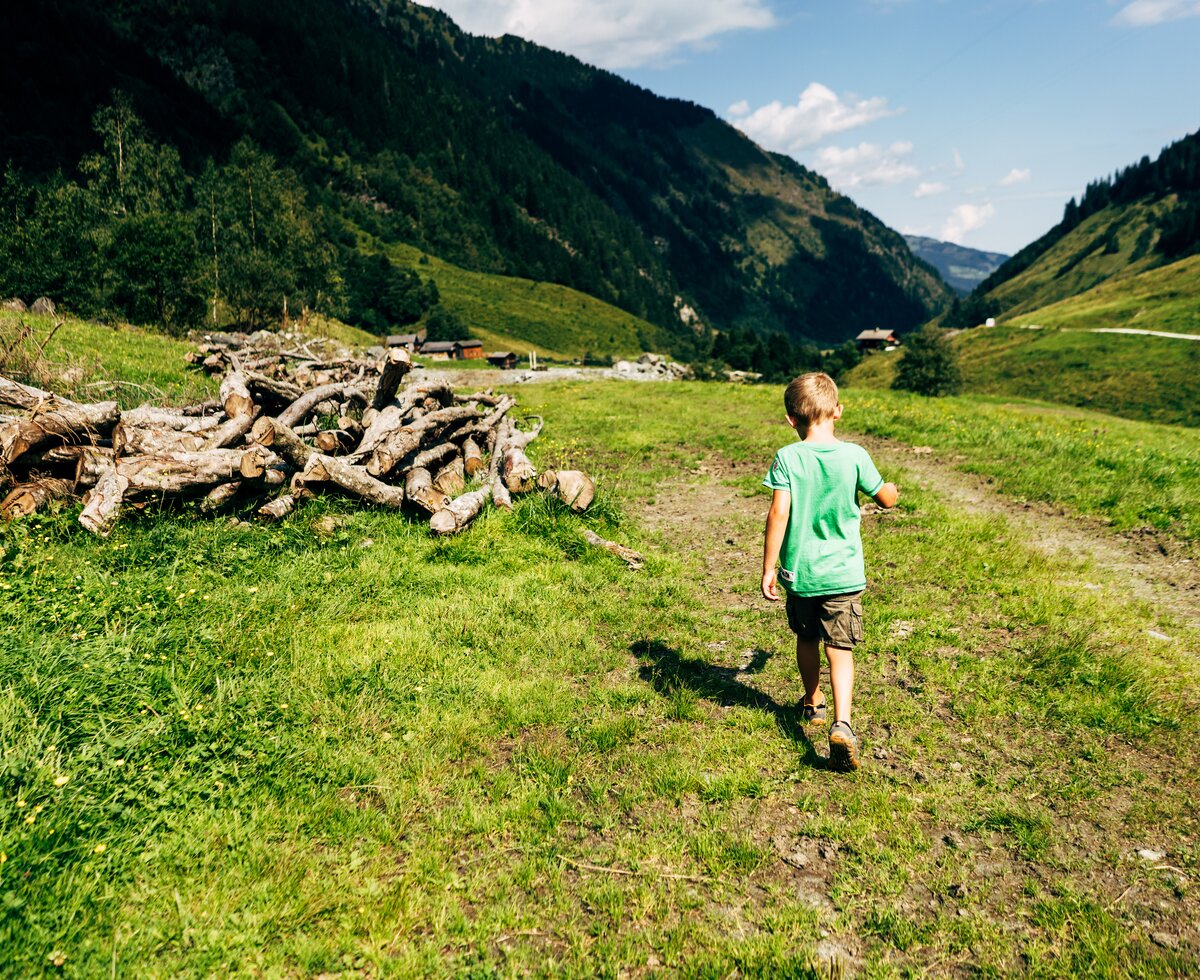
[
  {"left": 999, "top": 167, "right": 1032, "bottom": 186},
  {"left": 419, "top": 0, "right": 775, "bottom": 69},
  {"left": 941, "top": 203, "right": 996, "bottom": 244},
  {"left": 951, "top": 148, "right": 965, "bottom": 174},
  {"left": 727, "top": 100, "right": 751, "bottom": 117},
  {"left": 1113, "top": 0, "right": 1200, "bottom": 26},
  {"left": 913, "top": 181, "right": 949, "bottom": 198},
  {"left": 812, "top": 141, "right": 919, "bottom": 190},
  {"left": 728, "top": 82, "right": 899, "bottom": 154}
]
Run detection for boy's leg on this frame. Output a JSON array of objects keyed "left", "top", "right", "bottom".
[
  {"left": 795, "top": 637, "right": 824, "bottom": 707},
  {"left": 825, "top": 644, "right": 854, "bottom": 725}
]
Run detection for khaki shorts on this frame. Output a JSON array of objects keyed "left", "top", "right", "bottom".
[{"left": 784, "top": 590, "right": 864, "bottom": 647}]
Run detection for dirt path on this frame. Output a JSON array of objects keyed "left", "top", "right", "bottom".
[
  {"left": 855, "top": 433, "right": 1200, "bottom": 630},
  {"left": 643, "top": 436, "right": 1200, "bottom": 630}
]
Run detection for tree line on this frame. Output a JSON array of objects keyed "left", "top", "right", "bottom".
[{"left": 0, "top": 94, "right": 439, "bottom": 336}]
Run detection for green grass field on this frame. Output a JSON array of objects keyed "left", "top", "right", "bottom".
[
  {"left": 3, "top": 325, "right": 1198, "bottom": 975},
  {"left": 847, "top": 323, "right": 1200, "bottom": 428},
  {"left": 387, "top": 243, "right": 672, "bottom": 361},
  {"left": 1002, "top": 253, "right": 1200, "bottom": 336}
]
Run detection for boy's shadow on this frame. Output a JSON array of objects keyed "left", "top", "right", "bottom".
[{"left": 631, "top": 639, "right": 825, "bottom": 769}]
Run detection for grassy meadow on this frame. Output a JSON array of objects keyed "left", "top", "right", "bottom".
[
  {"left": 2, "top": 324, "right": 1199, "bottom": 975},
  {"left": 847, "top": 324, "right": 1200, "bottom": 429},
  {"left": 387, "top": 243, "right": 670, "bottom": 361}
]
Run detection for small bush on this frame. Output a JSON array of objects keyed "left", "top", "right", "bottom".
[{"left": 892, "top": 325, "right": 962, "bottom": 396}]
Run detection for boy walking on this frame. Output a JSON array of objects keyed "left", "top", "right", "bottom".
[{"left": 761, "top": 373, "right": 898, "bottom": 771}]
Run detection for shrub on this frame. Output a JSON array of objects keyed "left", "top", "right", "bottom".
[{"left": 892, "top": 325, "right": 962, "bottom": 396}]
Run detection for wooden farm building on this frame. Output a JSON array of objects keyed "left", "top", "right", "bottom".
[
  {"left": 487, "top": 351, "right": 518, "bottom": 369},
  {"left": 386, "top": 332, "right": 424, "bottom": 350},
  {"left": 855, "top": 329, "right": 900, "bottom": 351},
  {"left": 420, "top": 339, "right": 484, "bottom": 360}
]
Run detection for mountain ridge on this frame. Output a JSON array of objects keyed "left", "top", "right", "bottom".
[{"left": 0, "top": 0, "right": 950, "bottom": 349}]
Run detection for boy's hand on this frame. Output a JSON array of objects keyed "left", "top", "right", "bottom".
[{"left": 762, "top": 568, "right": 781, "bottom": 601}]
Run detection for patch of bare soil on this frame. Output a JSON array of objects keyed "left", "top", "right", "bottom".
[{"left": 855, "top": 433, "right": 1200, "bottom": 629}]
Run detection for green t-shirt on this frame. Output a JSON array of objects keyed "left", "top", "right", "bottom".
[{"left": 762, "top": 440, "right": 884, "bottom": 597}]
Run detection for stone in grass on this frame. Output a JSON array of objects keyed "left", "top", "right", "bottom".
[
  {"left": 1150, "top": 932, "right": 1180, "bottom": 950},
  {"left": 1147, "top": 630, "right": 1172, "bottom": 642},
  {"left": 1137, "top": 848, "right": 1166, "bottom": 862}
]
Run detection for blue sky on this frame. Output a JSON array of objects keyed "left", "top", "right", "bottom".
[{"left": 422, "top": 0, "right": 1199, "bottom": 255}]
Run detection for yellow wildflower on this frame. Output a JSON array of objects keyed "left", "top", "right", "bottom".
[
  {"left": 93, "top": 844, "right": 106, "bottom": 854},
  {"left": 53, "top": 775, "right": 70, "bottom": 787}
]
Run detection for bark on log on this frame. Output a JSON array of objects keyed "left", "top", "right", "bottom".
[
  {"left": 0, "top": 374, "right": 67, "bottom": 411},
  {"left": 1, "top": 400, "right": 119, "bottom": 465},
  {"left": 410, "top": 440, "right": 459, "bottom": 472},
  {"left": 539, "top": 469, "right": 595, "bottom": 512},
  {"left": 248, "top": 417, "right": 315, "bottom": 468},
  {"left": 581, "top": 529, "right": 644, "bottom": 569},
  {"left": 301, "top": 454, "right": 405, "bottom": 508},
  {"left": 120, "top": 406, "right": 221, "bottom": 432},
  {"left": 258, "top": 494, "right": 297, "bottom": 522},
  {"left": 200, "top": 481, "right": 242, "bottom": 513},
  {"left": 372, "top": 348, "right": 413, "bottom": 410},
  {"left": 433, "top": 456, "right": 465, "bottom": 496},
  {"left": 462, "top": 436, "right": 484, "bottom": 477},
  {"left": 113, "top": 423, "right": 209, "bottom": 456},
  {"left": 206, "top": 407, "right": 260, "bottom": 449},
  {"left": 394, "top": 381, "right": 453, "bottom": 418},
  {"left": 502, "top": 446, "right": 537, "bottom": 494},
  {"left": 277, "top": 383, "right": 364, "bottom": 429},
  {"left": 246, "top": 372, "right": 303, "bottom": 408},
  {"left": 506, "top": 416, "right": 544, "bottom": 450},
  {"left": 219, "top": 365, "right": 254, "bottom": 419},
  {"left": 405, "top": 466, "right": 452, "bottom": 514},
  {"left": 366, "top": 405, "right": 480, "bottom": 477},
  {"left": 356, "top": 405, "right": 403, "bottom": 458},
  {"left": 430, "top": 485, "right": 491, "bottom": 535},
  {"left": 76, "top": 447, "right": 277, "bottom": 494},
  {"left": 315, "top": 429, "right": 356, "bottom": 455},
  {"left": 1, "top": 477, "right": 74, "bottom": 519},
  {"left": 79, "top": 467, "right": 129, "bottom": 537}
]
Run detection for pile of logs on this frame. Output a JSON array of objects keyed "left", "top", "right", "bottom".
[{"left": 0, "top": 338, "right": 640, "bottom": 564}]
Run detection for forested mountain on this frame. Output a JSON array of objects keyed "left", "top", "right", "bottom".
[
  {"left": 949, "top": 128, "right": 1200, "bottom": 325},
  {"left": 904, "top": 236, "right": 1008, "bottom": 294},
  {"left": 0, "top": 0, "right": 949, "bottom": 352}
]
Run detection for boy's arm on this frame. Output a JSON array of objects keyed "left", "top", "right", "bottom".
[
  {"left": 874, "top": 482, "right": 899, "bottom": 508},
  {"left": 762, "top": 489, "right": 790, "bottom": 601}
]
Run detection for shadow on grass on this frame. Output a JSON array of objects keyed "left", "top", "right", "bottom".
[{"left": 632, "top": 639, "right": 825, "bottom": 769}]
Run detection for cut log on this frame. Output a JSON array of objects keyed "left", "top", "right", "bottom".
[
  {"left": 76, "top": 448, "right": 277, "bottom": 494},
  {"left": 79, "top": 466, "right": 129, "bottom": 537},
  {"left": 0, "top": 374, "right": 67, "bottom": 412},
  {"left": 258, "top": 494, "right": 298, "bottom": 522},
  {"left": 432, "top": 456, "right": 465, "bottom": 496},
  {"left": 462, "top": 436, "right": 484, "bottom": 477},
  {"left": 405, "top": 466, "right": 452, "bottom": 514},
  {"left": 502, "top": 446, "right": 537, "bottom": 494},
  {"left": 277, "top": 382, "right": 364, "bottom": 429},
  {"left": 506, "top": 416, "right": 544, "bottom": 450},
  {"left": 356, "top": 405, "right": 403, "bottom": 458},
  {"left": 301, "top": 454, "right": 405, "bottom": 508},
  {"left": 248, "top": 417, "right": 315, "bottom": 468},
  {"left": 491, "top": 476, "right": 512, "bottom": 512},
  {"left": 315, "top": 428, "right": 357, "bottom": 455},
  {"left": 430, "top": 485, "right": 491, "bottom": 535},
  {"left": 1, "top": 400, "right": 119, "bottom": 465},
  {"left": 1, "top": 477, "right": 74, "bottom": 519},
  {"left": 206, "top": 407, "right": 261, "bottom": 449},
  {"left": 120, "top": 406, "right": 221, "bottom": 432},
  {"left": 219, "top": 365, "right": 254, "bottom": 419},
  {"left": 540, "top": 469, "right": 595, "bottom": 512},
  {"left": 372, "top": 348, "right": 413, "bottom": 410},
  {"left": 199, "top": 481, "right": 243, "bottom": 513},
  {"left": 410, "top": 440, "right": 459, "bottom": 472},
  {"left": 366, "top": 405, "right": 480, "bottom": 477},
  {"left": 246, "top": 372, "right": 303, "bottom": 409},
  {"left": 581, "top": 529, "right": 644, "bottom": 570},
  {"left": 113, "top": 423, "right": 209, "bottom": 456}
]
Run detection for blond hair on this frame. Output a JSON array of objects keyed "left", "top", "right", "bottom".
[{"left": 784, "top": 372, "right": 839, "bottom": 427}]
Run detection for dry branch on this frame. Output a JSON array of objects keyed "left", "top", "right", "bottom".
[
  {"left": 580, "top": 529, "right": 644, "bottom": 569},
  {"left": 1, "top": 400, "right": 119, "bottom": 465}
]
